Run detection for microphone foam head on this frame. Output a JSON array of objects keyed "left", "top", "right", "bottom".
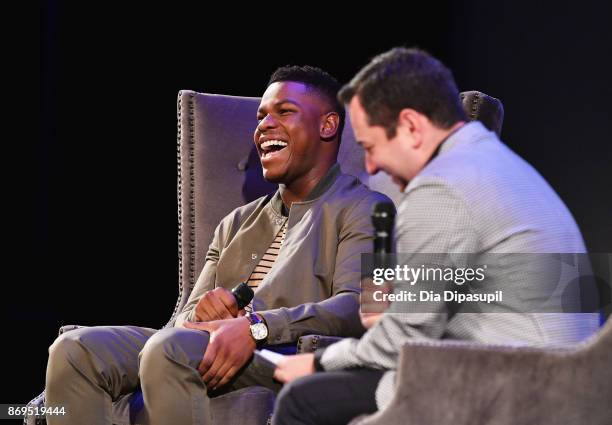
[
  {"left": 372, "top": 202, "right": 395, "bottom": 231},
  {"left": 231, "top": 282, "right": 255, "bottom": 310}
]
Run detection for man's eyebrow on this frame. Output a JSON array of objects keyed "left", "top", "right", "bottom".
[
  {"left": 257, "top": 99, "right": 301, "bottom": 115},
  {"left": 274, "top": 99, "right": 301, "bottom": 107}
]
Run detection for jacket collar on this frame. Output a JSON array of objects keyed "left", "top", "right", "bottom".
[
  {"left": 269, "top": 163, "right": 342, "bottom": 215},
  {"left": 438, "top": 121, "right": 491, "bottom": 155}
]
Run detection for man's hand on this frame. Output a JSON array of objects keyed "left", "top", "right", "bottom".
[
  {"left": 360, "top": 278, "right": 391, "bottom": 329},
  {"left": 359, "top": 312, "right": 384, "bottom": 329},
  {"left": 273, "top": 353, "right": 315, "bottom": 384},
  {"left": 193, "top": 287, "right": 243, "bottom": 322},
  {"left": 183, "top": 317, "right": 255, "bottom": 389}
]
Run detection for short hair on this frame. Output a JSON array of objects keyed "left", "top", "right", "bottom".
[
  {"left": 338, "top": 47, "right": 466, "bottom": 138},
  {"left": 268, "top": 65, "right": 345, "bottom": 143}
]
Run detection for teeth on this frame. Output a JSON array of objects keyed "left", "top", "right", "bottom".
[{"left": 261, "top": 140, "right": 288, "bottom": 151}]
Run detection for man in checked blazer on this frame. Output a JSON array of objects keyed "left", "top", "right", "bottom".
[{"left": 272, "top": 47, "right": 600, "bottom": 425}]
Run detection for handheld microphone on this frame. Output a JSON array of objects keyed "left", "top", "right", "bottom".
[
  {"left": 372, "top": 202, "right": 395, "bottom": 254},
  {"left": 231, "top": 282, "right": 255, "bottom": 310},
  {"left": 364, "top": 202, "right": 396, "bottom": 316}
]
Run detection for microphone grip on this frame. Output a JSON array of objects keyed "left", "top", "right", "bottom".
[
  {"left": 231, "top": 282, "right": 255, "bottom": 310},
  {"left": 374, "top": 231, "right": 392, "bottom": 254},
  {"left": 372, "top": 202, "right": 396, "bottom": 268}
]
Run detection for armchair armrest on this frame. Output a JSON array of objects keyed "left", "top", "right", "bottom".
[
  {"left": 347, "top": 340, "right": 556, "bottom": 425},
  {"left": 348, "top": 337, "right": 611, "bottom": 425},
  {"left": 296, "top": 335, "right": 343, "bottom": 353}
]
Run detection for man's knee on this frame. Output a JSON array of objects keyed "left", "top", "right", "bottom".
[
  {"left": 47, "top": 327, "right": 112, "bottom": 387},
  {"left": 139, "top": 327, "right": 209, "bottom": 377},
  {"left": 48, "top": 327, "right": 102, "bottom": 368},
  {"left": 273, "top": 379, "right": 309, "bottom": 424}
]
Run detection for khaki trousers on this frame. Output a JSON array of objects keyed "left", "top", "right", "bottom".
[{"left": 45, "top": 326, "right": 280, "bottom": 425}]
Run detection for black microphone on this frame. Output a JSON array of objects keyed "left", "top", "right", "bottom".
[
  {"left": 231, "top": 282, "right": 255, "bottom": 310},
  {"left": 372, "top": 202, "right": 395, "bottom": 254}
]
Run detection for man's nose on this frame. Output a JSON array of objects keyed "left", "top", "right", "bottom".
[
  {"left": 365, "top": 155, "right": 379, "bottom": 175},
  {"left": 256, "top": 114, "right": 278, "bottom": 132}
]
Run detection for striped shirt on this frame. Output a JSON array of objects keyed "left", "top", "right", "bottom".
[{"left": 245, "top": 222, "right": 288, "bottom": 311}]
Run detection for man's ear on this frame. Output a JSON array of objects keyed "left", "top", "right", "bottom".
[
  {"left": 397, "top": 108, "right": 424, "bottom": 148},
  {"left": 320, "top": 112, "right": 340, "bottom": 141}
]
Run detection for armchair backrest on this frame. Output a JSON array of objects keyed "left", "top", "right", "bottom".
[{"left": 168, "top": 90, "right": 504, "bottom": 326}]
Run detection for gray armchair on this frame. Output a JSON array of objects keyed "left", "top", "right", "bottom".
[
  {"left": 25, "top": 90, "right": 504, "bottom": 425},
  {"left": 348, "top": 315, "right": 612, "bottom": 425}
]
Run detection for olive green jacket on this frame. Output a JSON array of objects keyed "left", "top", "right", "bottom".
[{"left": 174, "top": 164, "right": 391, "bottom": 345}]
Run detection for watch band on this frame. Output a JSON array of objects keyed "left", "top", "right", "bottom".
[{"left": 246, "top": 312, "right": 263, "bottom": 325}]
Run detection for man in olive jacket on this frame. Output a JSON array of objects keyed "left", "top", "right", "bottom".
[{"left": 45, "top": 65, "right": 390, "bottom": 425}]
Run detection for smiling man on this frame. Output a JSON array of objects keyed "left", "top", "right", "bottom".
[
  {"left": 271, "top": 48, "right": 599, "bottom": 425},
  {"left": 44, "top": 66, "right": 390, "bottom": 425}
]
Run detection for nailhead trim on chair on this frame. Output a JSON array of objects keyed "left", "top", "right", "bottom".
[
  {"left": 460, "top": 91, "right": 481, "bottom": 121},
  {"left": 169, "top": 91, "right": 184, "bottom": 327},
  {"left": 188, "top": 94, "right": 196, "bottom": 294},
  {"left": 165, "top": 91, "right": 196, "bottom": 328},
  {"left": 297, "top": 334, "right": 320, "bottom": 352},
  {"left": 23, "top": 391, "right": 45, "bottom": 424}
]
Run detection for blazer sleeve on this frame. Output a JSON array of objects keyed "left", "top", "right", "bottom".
[
  {"left": 320, "top": 181, "right": 480, "bottom": 371},
  {"left": 173, "top": 215, "right": 229, "bottom": 328}
]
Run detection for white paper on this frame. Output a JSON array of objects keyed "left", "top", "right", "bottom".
[{"left": 256, "top": 349, "right": 285, "bottom": 365}]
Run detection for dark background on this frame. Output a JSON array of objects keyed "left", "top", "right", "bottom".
[{"left": 4, "top": 1, "right": 611, "bottom": 407}]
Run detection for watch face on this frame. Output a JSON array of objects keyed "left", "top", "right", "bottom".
[{"left": 250, "top": 322, "right": 268, "bottom": 341}]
